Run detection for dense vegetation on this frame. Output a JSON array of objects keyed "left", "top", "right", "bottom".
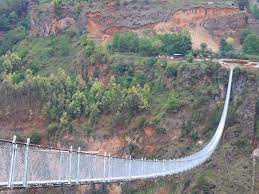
[
  {"left": 109, "top": 31, "right": 192, "bottom": 56},
  {"left": 219, "top": 31, "right": 259, "bottom": 59},
  {"left": 0, "top": 0, "right": 29, "bottom": 56},
  {"left": 0, "top": 1, "right": 257, "bottom": 193}
]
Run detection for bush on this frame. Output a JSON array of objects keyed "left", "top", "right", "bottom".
[
  {"left": 251, "top": 4, "right": 259, "bottom": 19},
  {"left": 110, "top": 32, "right": 139, "bottom": 53},
  {"left": 114, "top": 64, "right": 129, "bottom": 75},
  {"left": 191, "top": 130, "right": 199, "bottom": 141},
  {"left": 240, "top": 30, "right": 252, "bottom": 45},
  {"left": 165, "top": 63, "right": 178, "bottom": 77},
  {"left": 243, "top": 33, "right": 259, "bottom": 55},
  {"left": 30, "top": 132, "right": 41, "bottom": 144},
  {"left": 138, "top": 116, "right": 148, "bottom": 129},
  {"left": 0, "top": 26, "right": 27, "bottom": 55},
  {"left": 166, "top": 93, "right": 182, "bottom": 112},
  {"left": 0, "top": 0, "right": 28, "bottom": 31},
  {"left": 156, "top": 127, "right": 167, "bottom": 135},
  {"left": 182, "top": 121, "right": 193, "bottom": 136},
  {"left": 186, "top": 52, "right": 194, "bottom": 63},
  {"left": 133, "top": 73, "right": 147, "bottom": 86},
  {"left": 47, "top": 123, "right": 59, "bottom": 137},
  {"left": 144, "top": 58, "right": 157, "bottom": 67},
  {"left": 219, "top": 38, "right": 233, "bottom": 57}
]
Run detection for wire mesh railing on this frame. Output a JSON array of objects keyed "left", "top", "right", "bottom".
[{"left": 0, "top": 67, "right": 234, "bottom": 188}]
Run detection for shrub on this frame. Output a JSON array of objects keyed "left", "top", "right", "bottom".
[
  {"left": 219, "top": 38, "right": 233, "bottom": 57},
  {"left": 113, "top": 64, "right": 128, "bottom": 75},
  {"left": 30, "top": 132, "right": 41, "bottom": 144},
  {"left": 165, "top": 63, "right": 178, "bottom": 77},
  {"left": 191, "top": 130, "right": 199, "bottom": 141},
  {"left": 182, "top": 121, "right": 193, "bottom": 136},
  {"left": 240, "top": 30, "right": 252, "bottom": 45},
  {"left": 251, "top": 4, "right": 259, "bottom": 19},
  {"left": 156, "top": 127, "right": 167, "bottom": 134},
  {"left": 151, "top": 116, "right": 161, "bottom": 125},
  {"left": 196, "top": 173, "right": 210, "bottom": 194},
  {"left": 133, "top": 73, "right": 147, "bottom": 86},
  {"left": 243, "top": 33, "right": 259, "bottom": 55},
  {"left": 166, "top": 92, "right": 182, "bottom": 112},
  {"left": 110, "top": 32, "right": 139, "bottom": 53},
  {"left": 186, "top": 52, "right": 194, "bottom": 63},
  {"left": 0, "top": 26, "right": 27, "bottom": 56},
  {"left": 47, "top": 123, "right": 59, "bottom": 137},
  {"left": 144, "top": 58, "right": 157, "bottom": 67},
  {"left": 138, "top": 116, "right": 148, "bottom": 129}
]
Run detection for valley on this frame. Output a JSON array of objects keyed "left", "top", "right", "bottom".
[{"left": 0, "top": 0, "right": 258, "bottom": 193}]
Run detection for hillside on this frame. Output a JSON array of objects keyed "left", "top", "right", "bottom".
[
  {"left": 0, "top": 0, "right": 259, "bottom": 193},
  {"left": 29, "top": 0, "right": 247, "bottom": 51}
]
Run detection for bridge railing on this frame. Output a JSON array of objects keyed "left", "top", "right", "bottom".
[{"left": 0, "top": 67, "right": 234, "bottom": 188}]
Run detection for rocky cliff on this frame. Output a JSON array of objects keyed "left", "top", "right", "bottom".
[{"left": 29, "top": 1, "right": 248, "bottom": 51}]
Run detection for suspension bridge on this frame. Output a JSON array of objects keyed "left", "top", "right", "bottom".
[{"left": 0, "top": 67, "right": 234, "bottom": 189}]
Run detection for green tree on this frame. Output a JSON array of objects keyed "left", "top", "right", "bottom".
[
  {"left": 166, "top": 92, "right": 182, "bottom": 113},
  {"left": 53, "top": 0, "right": 62, "bottom": 9},
  {"left": 219, "top": 38, "right": 233, "bottom": 56},
  {"left": 81, "top": 37, "right": 96, "bottom": 57},
  {"left": 159, "top": 31, "right": 192, "bottom": 55},
  {"left": 243, "top": 33, "right": 259, "bottom": 55},
  {"left": 200, "top": 42, "right": 208, "bottom": 57},
  {"left": 30, "top": 132, "right": 41, "bottom": 144},
  {"left": 0, "top": 51, "right": 21, "bottom": 73},
  {"left": 68, "top": 91, "right": 87, "bottom": 117},
  {"left": 110, "top": 32, "right": 140, "bottom": 53},
  {"left": 60, "top": 112, "right": 69, "bottom": 128},
  {"left": 0, "top": 26, "right": 27, "bottom": 55},
  {"left": 251, "top": 4, "right": 259, "bottom": 19},
  {"left": 0, "top": 0, "right": 28, "bottom": 31},
  {"left": 240, "top": 30, "right": 252, "bottom": 45},
  {"left": 186, "top": 52, "right": 194, "bottom": 63}
]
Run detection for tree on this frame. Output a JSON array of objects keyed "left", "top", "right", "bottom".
[
  {"left": 251, "top": 4, "right": 259, "bottom": 19},
  {"left": 53, "top": 0, "right": 62, "bottom": 9},
  {"left": 81, "top": 37, "right": 96, "bottom": 57},
  {"left": 243, "top": 33, "right": 259, "bottom": 55},
  {"left": 186, "top": 52, "right": 194, "bottom": 63},
  {"left": 68, "top": 91, "right": 87, "bottom": 117},
  {"left": 159, "top": 31, "right": 192, "bottom": 55},
  {"left": 0, "top": 51, "right": 21, "bottom": 73},
  {"left": 219, "top": 38, "right": 233, "bottom": 56},
  {"left": 30, "top": 132, "right": 41, "bottom": 144},
  {"left": 200, "top": 43, "right": 208, "bottom": 57},
  {"left": 240, "top": 30, "right": 252, "bottom": 45},
  {"left": 226, "top": 37, "right": 235, "bottom": 46},
  {"left": 0, "top": 0, "right": 28, "bottom": 31},
  {"left": 0, "top": 26, "right": 27, "bottom": 55},
  {"left": 110, "top": 32, "right": 139, "bottom": 53},
  {"left": 60, "top": 112, "right": 69, "bottom": 128},
  {"left": 166, "top": 92, "right": 182, "bottom": 113}
]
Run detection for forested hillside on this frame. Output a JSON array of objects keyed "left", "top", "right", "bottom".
[{"left": 0, "top": 0, "right": 258, "bottom": 193}]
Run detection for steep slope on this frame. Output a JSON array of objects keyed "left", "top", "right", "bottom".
[{"left": 29, "top": 1, "right": 248, "bottom": 50}]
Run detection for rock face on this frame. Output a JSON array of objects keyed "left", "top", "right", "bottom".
[
  {"left": 30, "top": 4, "right": 85, "bottom": 36},
  {"left": 29, "top": 1, "right": 249, "bottom": 50},
  {"left": 232, "top": 71, "right": 257, "bottom": 140},
  {"left": 202, "top": 12, "right": 249, "bottom": 42}
]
